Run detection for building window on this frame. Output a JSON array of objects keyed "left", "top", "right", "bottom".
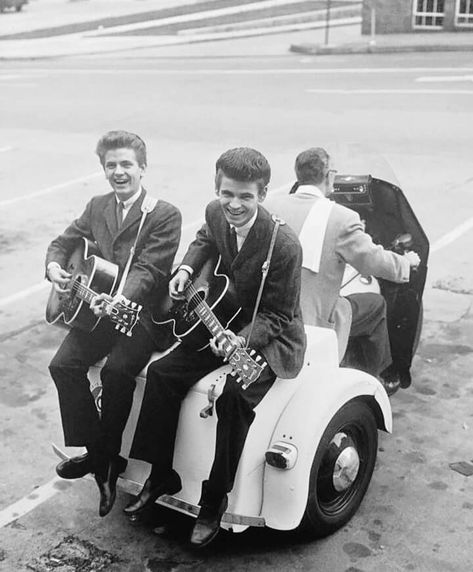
[
  {"left": 413, "top": 0, "right": 445, "bottom": 29},
  {"left": 456, "top": 0, "right": 473, "bottom": 26}
]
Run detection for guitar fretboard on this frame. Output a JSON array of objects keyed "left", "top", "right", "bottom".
[{"left": 186, "top": 284, "right": 235, "bottom": 356}]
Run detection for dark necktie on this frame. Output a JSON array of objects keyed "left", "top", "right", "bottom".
[
  {"left": 116, "top": 201, "right": 125, "bottom": 229},
  {"left": 229, "top": 226, "right": 238, "bottom": 258}
]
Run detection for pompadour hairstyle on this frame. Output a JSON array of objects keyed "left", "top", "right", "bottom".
[
  {"left": 215, "top": 147, "right": 271, "bottom": 194},
  {"left": 95, "top": 130, "right": 147, "bottom": 167}
]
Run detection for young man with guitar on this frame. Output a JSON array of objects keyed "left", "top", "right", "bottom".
[
  {"left": 46, "top": 131, "right": 181, "bottom": 517},
  {"left": 126, "top": 147, "right": 306, "bottom": 547}
]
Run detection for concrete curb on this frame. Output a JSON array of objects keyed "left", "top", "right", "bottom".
[{"left": 290, "top": 40, "right": 473, "bottom": 55}]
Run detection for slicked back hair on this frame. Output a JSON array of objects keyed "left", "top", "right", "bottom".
[
  {"left": 215, "top": 147, "right": 271, "bottom": 195},
  {"left": 95, "top": 130, "right": 147, "bottom": 167},
  {"left": 295, "top": 147, "right": 330, "bottom": 186}
]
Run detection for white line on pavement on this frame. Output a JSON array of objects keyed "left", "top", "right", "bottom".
[
  {"left": 431, "top": 216, "right": 473, "bottom": 254},
  {"left": 307, "top": 89, "right": 473, "bottom": 94},
  {"left": 6, "top": 67, "right": 473, "bottom": 76},
  {"left": 0, "top": 477, "right": 64, "bottom": 529},
  {"left": 0, "top": 281, "right": 49, "bottom": 308},
  {"left": 0, "top": 172, "right": 101, "bottom": 208},
  {"left": 416, "top": 75, "right": 473, "bottom": 83},
  {"left": 0, "top": 146, "right": 13, "bottom": 153}
]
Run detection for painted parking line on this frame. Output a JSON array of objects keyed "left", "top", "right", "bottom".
[
  {"left": 307, "top": 89, "right": 473, "bottom": 95},
  {"left": 0, "top": 146, "right": 13, "bottom": 153},
  {"left": 431, "top": 216, "right": 473, "bottom": 254},
  {"left": 0, "top": 477, "right": 64, "bottom": 529},
  {"left": 0, "top": 172, "right": 101, "bottom": 208}
]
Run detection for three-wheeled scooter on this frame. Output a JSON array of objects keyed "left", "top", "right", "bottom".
[{"left": 53, "top": 169, "right": 429, "bottom": 539}]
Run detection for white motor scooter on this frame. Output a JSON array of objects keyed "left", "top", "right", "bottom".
[{"left": 53, "top": 171, "right": 428, "bottom": 539}]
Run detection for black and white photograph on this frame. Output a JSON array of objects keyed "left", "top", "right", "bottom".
[{"left": 0, "top": 0, "right": 472, "bottom": 570}]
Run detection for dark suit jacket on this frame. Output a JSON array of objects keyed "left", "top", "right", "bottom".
[
  {"left": 181, "top": 200, "right": 306, "bottom": 379},
  {"left": 45, "top": 188, "right": 181, "bottom": 346}
]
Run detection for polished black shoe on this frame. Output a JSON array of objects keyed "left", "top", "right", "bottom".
[
  {"left": 190, "top": 494, "right": 228, "bottom": 548},
  {"left": 379, "top": 366, "right": 401, "bottom": 397},
  {"left": 94, "top": 456, "right": 128, "bottom": 518},
  {"left": 56, "top": 453, "right": 92, "bottom": 479},
  {"left": 123, "top": 472, "right": 182, "bottom": 516}
]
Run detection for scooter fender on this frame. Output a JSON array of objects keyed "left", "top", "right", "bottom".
[{"left": 262, "top": 337, "right": 392, "bottom": 531}]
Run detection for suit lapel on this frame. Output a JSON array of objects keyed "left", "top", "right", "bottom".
[{"left": 104, "top": 194, "right": 119, "bottom": 237}]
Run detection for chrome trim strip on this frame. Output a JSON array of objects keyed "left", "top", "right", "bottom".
[{"left": 157, "top": 495, "right": 266, "bottom": 527}]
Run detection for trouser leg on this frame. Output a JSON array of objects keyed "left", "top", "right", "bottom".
[
  {"left": 100, "top": 323, "right": 157, "bottom": 459},
  {"left": 207, "top": 367, "right": 276, "bottom": 497},
  {"left": 49, "top": 323, "right": 114, "bottom": 447},
  {"left": 130, "top": 345, "right": 221, "bottom": 481},
  {"left": 347, "top": 292, "right": 392, "bottom": 377}
]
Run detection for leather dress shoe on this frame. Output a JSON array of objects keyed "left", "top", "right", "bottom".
[
  {"left": 190, "top": 495, "right": 228, "bottom": 548},
  {"left": 124, "top": 472, "right": 182, "bottom": 516},
  {"left": 94, "top": 456, "right": 128, "bottom": 517},
  {"left": 56, "top": 453, "right": 92, "bottom": 479}
]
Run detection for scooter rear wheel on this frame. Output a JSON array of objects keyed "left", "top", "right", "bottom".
[{"left": 298, "top": 399, "right": 378, "bottom": 538}]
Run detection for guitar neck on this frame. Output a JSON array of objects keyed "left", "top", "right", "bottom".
[{"left": 186, "top": 287, "right": 236, "bottom": 356}]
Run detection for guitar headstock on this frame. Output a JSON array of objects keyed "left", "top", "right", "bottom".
[
  {"left": 228, "top": 347, "right": 267, "bottom": 389},
  {"left": 105, "top": 299, "right": 142, "bottom": 337}
]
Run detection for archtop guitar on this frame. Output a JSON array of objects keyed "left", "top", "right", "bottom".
[{"left": 155, "top": 255, "right": 267, "bottom": 389}]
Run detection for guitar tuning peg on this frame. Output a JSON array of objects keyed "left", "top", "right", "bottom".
[
  {"left": 121, "top": 327, "right": 126, "bottom": 334},
  {"left": 131, "top": 302, "right": 136, "bottom": 308},
  {"left": 126, "top": 331, "right": 132, "bottom": 337},
  {"left": 262, "top": 362, "right": 267, "bottom": 368},
  {"left": 250, "top": 349, "right": 255, "bottom": 356}
]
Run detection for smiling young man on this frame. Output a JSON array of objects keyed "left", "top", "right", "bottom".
[
  {"left": 126, "top": 147, "right": 306, "bottom": 547},
  {"left": 46, "top": 131, "right": 181, "bottom": 517}
]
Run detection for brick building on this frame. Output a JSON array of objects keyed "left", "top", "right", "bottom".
[{"left": 361, "top": 0, "right": 473, "bottom": 34}]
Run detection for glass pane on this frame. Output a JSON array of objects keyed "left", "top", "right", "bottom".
[{"left": 426, "top": 0, "right": 434, "bottom": 13}]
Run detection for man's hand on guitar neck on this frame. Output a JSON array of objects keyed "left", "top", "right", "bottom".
[
  {"left": 47, "top": 262, "right": 72, "bottom": 293},
  {"left": 169, "top": 268, "right": 191, "bottom": 300},
  {"left": 90, "top": 293, "right": 127, "bottom": 318},
  {"left": 210, "top": 330, "right": 246, "bottom": 359}
]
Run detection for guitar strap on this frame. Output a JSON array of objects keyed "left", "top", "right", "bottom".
[
  {"left": 244, "top": 215, "right": 284, "bottom": 348},
  {"left": 115, "top": 195, "right": 158, "bottom": 297}
]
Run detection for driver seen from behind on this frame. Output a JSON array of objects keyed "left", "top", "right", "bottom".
[{"left": 265, "top": 147, "right": 420, "bottom": 396}]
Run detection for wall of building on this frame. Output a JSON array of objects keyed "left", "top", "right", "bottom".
[
  {"left": 361, "top": 0, "right": 413, "bottom": 35},
  {"left": 362, "top": 0, "right": 473, "bottom": 35}
]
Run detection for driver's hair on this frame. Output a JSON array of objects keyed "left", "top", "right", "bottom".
[
  {"left": 215, "top": 147, "right": 271, "bottom": 196},
  {"left": 95, "top": 130, "right": 147, "bottom": 167},
  {"left": 295, "top": 147, "right": 330, "bottom": 186}
]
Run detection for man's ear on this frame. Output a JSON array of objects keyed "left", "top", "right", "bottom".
[
  {"left": 258, "top": 186, "right": 268, "bottom": 202},
  {"left": 139, "top": 164, "right": 146, "bottom": 178}
]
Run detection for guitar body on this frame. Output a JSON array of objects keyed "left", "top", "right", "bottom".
[
  {"left": 155, "top": 256, "right": 242, "bottom": 351},
  {"left": 46, "top": 237, "right": 119, "bottom": 332}
]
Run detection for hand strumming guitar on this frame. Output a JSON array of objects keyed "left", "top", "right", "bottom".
[
  {"left": 169, "top": 268, "right": 191, "bottom": 300},
  {"left": 47, "top": 262, "right": 72, "bottom": 293}
]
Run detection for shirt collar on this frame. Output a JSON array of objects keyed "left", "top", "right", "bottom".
[
  {"left": 115, "top": 187, "right": 142, "bottom": 209},
  {"left": 231, "top": 210, "right": 258, "bottom": 238},
  {"left": 295, "top": 184, "right": 325, "bottom": 199}
]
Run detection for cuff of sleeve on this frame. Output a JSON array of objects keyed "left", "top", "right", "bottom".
[
  {"left": 46, "top": 261, "right": 61, "bottom": 281},
  {"left": 179, "top": 264, "right": 194, "bottom": 276}
]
